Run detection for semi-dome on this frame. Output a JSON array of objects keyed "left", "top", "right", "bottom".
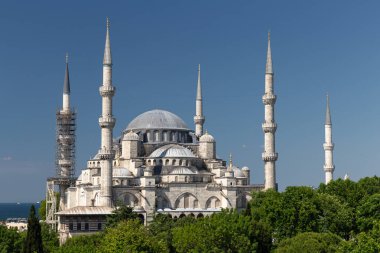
[
  {"left": 169, "top": 167, "right": 197, "bottom": 175},
  {"left": 233, "top": 167, "right": 245, "bottom": 178},
  {"left": 126, "top": 109, "right": 189, "bottom": 131},
  {"left": 149, "top": 144, "right": 195, "bottom": 158},
  {"left": 123, "top": 131, "right": 139, "bottom": 141},
  {"left": 199, "top": 132, "right": 215, "bottom": 142},
  {"left": 113, "top": 167, "right": 133, "bottom": 177}
]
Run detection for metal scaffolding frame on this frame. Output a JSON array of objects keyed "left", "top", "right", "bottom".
[{"left": 46, "top": 110, "right": 76, "bottom": 230}]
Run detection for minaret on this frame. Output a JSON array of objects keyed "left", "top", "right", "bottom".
[
  {"left": 62, "top": 53, "right": 70, "bottom": 112},
  {"left": 194, "top": 64, "right": 205, "bottom": 137},
  {"left": 56, "top": 53, "right": 76, "bottom": 209},
  {"left": 323, "top": 94, "right": 335, "bottom": 184},
  {"left": 98, "top": 17, "right": 116, "bottom": 207},
  {"left": 262, "top": 32, "right": 278, "bottom": 190}
]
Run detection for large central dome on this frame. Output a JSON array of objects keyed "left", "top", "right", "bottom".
[{"left": 126, "top": 109, "right": 189, "bottom": 131}]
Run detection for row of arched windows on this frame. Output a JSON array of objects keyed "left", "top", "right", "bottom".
[{"left": 146, "top": 159, "right": 191, "bottom": 166}]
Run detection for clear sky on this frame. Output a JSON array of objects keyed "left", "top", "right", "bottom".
[{"left": 0, "top": 0, "right": 379, "bottom": 202}]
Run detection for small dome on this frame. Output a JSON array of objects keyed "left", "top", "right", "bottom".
[
  {"left": 169, "top": 167, "right": 197, "bottom": 175},
  {"left": 113, "top": 167, "right": 133, "bottom": 177},
  {"left": 149, "top": 144, "right": 195, "bottom": 158},
  {"left": 199, "top": 132, "right": 215, "bottom": 142},
  {"left": 123, "top": 131, "right": 139, "bottom": 141},
  {"left": 126, "top": 109, "right": 189, "bottom": 131},
  {"left": 233, "top": 167, "right": 245, "bottom": 178},
  {"left": 241, "top": 166, "right": 250, "bottom": 171}
]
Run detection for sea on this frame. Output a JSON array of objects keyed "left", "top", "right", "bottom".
[{"left": 0, "top": 203, "right": 41, "bottom": 221}]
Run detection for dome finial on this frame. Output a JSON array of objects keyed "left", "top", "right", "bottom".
[{"left": 65, "top": 52, "right": 69, "bottom": 64}]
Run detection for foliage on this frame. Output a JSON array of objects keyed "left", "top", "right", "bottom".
[
  {"left": 54, "top": 233, "right": 102, "bottom": 253},
  {"left": 356, "top": 193, "right": 380, "bottom": 232},
  {"left": 316, "top": 193, "right": 354, "bottom": 239},
  {"left": 275, "top": 232, "right": 342, "bottom": 253},
  {"left": 148, "top": 214, "right": 176, "bottom": 252},
  {"left": 0, "top": 225, "right": 24, "bottom": 253},
  {"left": 14, "top": 176, "right": 378, "bottom": 252},
  {"left": 172, "top": 210, "right": 272, "bottom": 253},
  {"left": 250, "top": 186, "right": 354, "bottom": 242},
  {"left": 40, "top": 223, "right": 58, "bottom": 253},
  {"left": 106, "top": 202, "right": 139, "bottom": 228},
  {"left": 339, "top": 222, "right": 380, "bottom": 252},
  {"left": 97, "top": 219, "right": 168, "bottom": 253},
  {"left": 318, "top": 179, "right": 366, "bottom": 209},
  {"left": 23, "top": 205, "right": 43, "bottom": 253},
  {"left": 39, "top": 200, "right": 46, "bottom": 221}
]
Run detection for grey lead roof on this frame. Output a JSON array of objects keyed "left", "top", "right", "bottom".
[
  {"left": 149, "top": 144, "right": 195, "bottom": 158},
  {"left": 126, "top": 109, "right": 189, "bottom": 131},
  {"left": 266, "top": 31, "right": 273, "bottom": 74},
  {"left": 196, "top": 64, "right": 202, "bottom": 100},
  {"left": 103, "top": 17, "right": 112, "bottom": 66},
  {"left": 63, "top": 61, "right": 70, "bottom": 94},
  {"left": 325, "top": 94, "right": 332, "bottom": 125}
]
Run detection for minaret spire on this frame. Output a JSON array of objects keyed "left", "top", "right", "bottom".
[
  {"left": 262, "top": 32, "right": 278, "bottom": 190},
  {"left": 325, "top": 93, "right": 331, "bottom": 125},
  {"left": 103, "top": 17, "right": 112, "bottom": 66},
  {"left": 266, "top": 31, "right": 273, "bottom": 74},
  {"left": 323, "top": 94, "right": 335, "bottom": 184},
  {"left": 63, "top": 53, "right": 70, "bottom": 111},
  {"left": 194, "top": 64, "right": 205, "bottom": 137},
  {"left": 99, "top": 17, "right": 116, "bottom": 207}
]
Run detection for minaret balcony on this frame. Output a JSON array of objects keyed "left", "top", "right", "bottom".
[
  {"left": 193, "top": 115, "right": 205, "bottom": 125},
  {"left": 99, "top": 86, "right": 116, "bottom": 97},
  {"left": 262, "top": 122, "right": 277, "bottom": 133},
  {"left": 99, "top": 117, "right": 116, "bottom": 128},
  {"left": 262, "top": 93, "right": 276, "bottom": 105},
  {"left": 58, "top": 159, "right": 73, "bottom": 166},
  {"left": 262, "top": 152, "right": 278, "bottom": 161},
  {"left": 98, "top": 148, "right": 115, "bottom": 160},
  {"left": 323, "top": 143, "right": 334, "bottom": 150},
  {"left": 324, "top": 164, "right": 335, "bottom": 171}
]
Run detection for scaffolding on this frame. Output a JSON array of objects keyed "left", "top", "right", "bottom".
[{"left": 46, "top": 110, "right": 76, "bottom": 230}]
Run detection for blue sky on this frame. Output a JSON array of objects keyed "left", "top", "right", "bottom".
[{"left": 0, "top": 1, "right": 379, "bottom": 202}]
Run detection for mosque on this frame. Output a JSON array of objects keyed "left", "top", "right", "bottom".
[{"left": 49, "top": 19, "right": 335, "bottom": 243}]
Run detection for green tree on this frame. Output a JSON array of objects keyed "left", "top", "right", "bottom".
[
  {"left": 356, "top": 193, "right": 380, "bottom": 232},
  {"left": 339, "top": 222, "right": 380, "bottom": 253},
  {"left": 172, "top": 210, "right": 271, "bottom": 253},
  {"left": 275, "top": 232, "right": 342, "bottom": 253},
  {"left": 0, "top": 225, "right": 24, "bottom": 253},
  {"left": 40, "top": 223, "right": 58, "bottom": 253},
  {"left": 54, "top": 233, "right": 102, "bottom": 253},
  {"left": 316, "top": 193, "right": 354, "bottom": 239},
  {"left": 318, "top": 179, "right": 365, "bottom": 209},
  {"left": 39, "top": 200, "right": 46, "bottom": 221},
  {"left": 279, "top": 187, "right": 320, "bottom": 238},
  {"left": 148, "top": 214, "right": 176, "bottom": 252},
  {"left": 106, "top": 203, "right": 138, "bottom": 228},
  {"left": 23, "top": 205, "right": 43, "bottom": 253},
  {"left": 357, "top": 176, "right": 380, "bottom": 196},
  {"left": 98, "top": 219, "right": 168, "bottom": 253}
]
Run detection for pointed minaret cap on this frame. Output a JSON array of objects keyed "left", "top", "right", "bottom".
[
  {"left": 103, "top": 17, "right": 112, "bottom": 66},
  {"left": 266, "top": 31, "right": 273, "bottom": 74},
  {"left": 63, "top": 53, "right": 70, "bottom": 94},
  {"left": 228, "top": 153, "right": 233, "bottom": 172},
  {"left": 325, "top": 93, "right": 332, "bottom": 125},
  {"left": 196, "top": 64, "right": 202, "bottom": 100}
]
